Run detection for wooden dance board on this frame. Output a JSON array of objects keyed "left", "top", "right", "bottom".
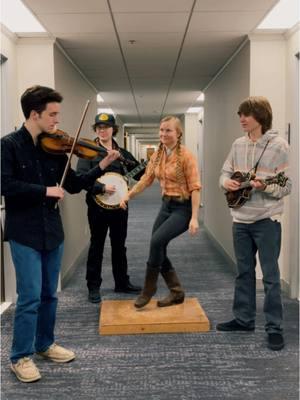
[{"left": 99, "top": 297, "right": 210, "bottom": 335}]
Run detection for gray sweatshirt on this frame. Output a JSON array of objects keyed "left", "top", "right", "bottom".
[{"left": 220, "top": 130, "right": 292, "bottom": 223}]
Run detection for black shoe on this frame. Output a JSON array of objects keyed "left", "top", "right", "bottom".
[
  {"left": 267, "top": 333, "right": 284, "bottom": 351},
  {"left": 88, "top": 288, "right": 101, "bottom": 303},
  {"left": 114, "top": 282, "right": 142, "bottom": 293},
  {"left": 216, "top": 319, "right": 255, "bottom": 332}
]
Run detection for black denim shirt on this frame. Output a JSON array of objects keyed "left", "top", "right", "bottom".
[{"left": 1, "top": 125, "right": 104, "bottom": 250}]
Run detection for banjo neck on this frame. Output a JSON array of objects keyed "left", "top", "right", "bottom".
[{"left": 126, "top": 161, "right": 147, "bottom": 179}]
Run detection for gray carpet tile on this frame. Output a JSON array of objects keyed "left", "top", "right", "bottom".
[{"left": 1, "top": 183, "right": 299, "bottom": 400}]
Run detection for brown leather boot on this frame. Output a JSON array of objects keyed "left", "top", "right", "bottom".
[
  {"left": 134, "top": 266, "right": 159, "bottom": 308},
  {"left": 157, "top": 270, "right": 185, "bottom": 307}
]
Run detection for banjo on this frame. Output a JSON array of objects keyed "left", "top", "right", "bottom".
[{"left": 93, "top": 161, "right": 147, "bottom": 209}]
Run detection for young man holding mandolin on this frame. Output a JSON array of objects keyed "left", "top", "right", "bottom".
[
  {"left": 1, "top": 86, "right": 120, "bottom": 382},
  {"left": 217, "top": 96, "right": 291, "bottom": 351}
]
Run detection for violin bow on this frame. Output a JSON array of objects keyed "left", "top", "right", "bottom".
[
  {"left": 59, "top": 100, "right": 90, "bottom": 188},
  {"left": 54, "top": 100, "right": 90, "bottom": 209}
]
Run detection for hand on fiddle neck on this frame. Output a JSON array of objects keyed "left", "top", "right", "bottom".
[
  {"left": 46, "top": 186, "right": 65, "bottom": 200},
  {"left": 99, "top": 149, "right": 120, "bottom": 170}
]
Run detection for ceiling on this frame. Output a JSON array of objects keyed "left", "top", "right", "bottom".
[{"left": 22, "top": 0, "right": 278, "bottom": 128}]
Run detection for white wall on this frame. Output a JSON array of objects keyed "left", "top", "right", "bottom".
[
  {"left": 0, "top": 32, "right": 100, "bottom": 298},
  {"left": 203, "top": 42, "right": 251, "bottom": 261},
  {"left": 284, "top": 24, "right": 300, "bottom": 298},
  {"left": 53, "top": 44, "right": 98, "bottom": 282},
  {"left": 203, "top": 28, "right": 299, "bottom": 298},
  {"left": 53, "top": 46, "right": 126, "bottom": 282},
  {"left": 16, "top": 38, "right": 55, "bottom": 125},
  {"left": 1, "top": 27, "right": 19, "bottom": 302},
  {"left": 249, "top": 34, "right": 286, "bottom": 136},
  {"left": 183, "top": 113, "right": 200, "bottom": 163},
  {"left": 1, "top": 32, "right": 57, "bottom": 302},
  {"left": 249, "top": 34, "right": 287, "bottom": 282},
  {"left": 130, "top": 134, "right": 136, "bottom": 158},
  {"left": 249, "top": 30, "right": 299, "bottom": 296},
  {"left": 0, "top": 26, "right": 19, "bottom": 134}
]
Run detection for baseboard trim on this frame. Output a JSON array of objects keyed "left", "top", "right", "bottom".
[
  {"left": 203, "top": 226, "right": 236, "bottom": 274},
  {"left": 0, "top": 302, "right": 12, "bottom": 314},
  {"left": 61, "top": 246, "right": 88, "bottom": 289},
  {"left": 203, "top": 226, "right": 292, "bottom": 297}
]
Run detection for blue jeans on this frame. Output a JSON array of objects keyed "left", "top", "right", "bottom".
[
  {"left": 232, "top": 219, "right": 283, "bottom": 333},
  {"left": 9, "top": 240, "right": 64, "bottom": 363},
  {"left": 147, "top": 198, "right": 192, "bottom": 269}
]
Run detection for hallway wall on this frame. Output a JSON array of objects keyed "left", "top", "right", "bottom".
[
  {"left": 53, "top": 45, "right": 98, "bottom": 282},
  {"left": 0, "top": 31, "right": 99, "bottom": 297},
  {"left": 184, "top": 113, "right": 200, "bottom": 161},
  {"left": 1, "top": 22, "right": 298, "bottom": 300},
  {"left": 284, "top": 24, "right": 300, "bottom": 298},
  {"left": 1, "top": 28, "right": 19, "bottom": 302},
  {"left": 1, "top": 31, "right": 56, "bottom": 302},
  {"left": 16, "top": 37, "right": 55, "bottom": 123},
  {"left": 203, "top": 42, "right": 251, "bottom": 261},
  {"left": 203, "top": 26, "right": 300, "bottom": 298},
  {"left": 0, "top": 27, "right": 18, "bottom": 135}
]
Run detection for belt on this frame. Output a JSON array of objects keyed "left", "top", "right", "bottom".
[{"left": 162, "top": 195, "right": 188, "bottom": 203}]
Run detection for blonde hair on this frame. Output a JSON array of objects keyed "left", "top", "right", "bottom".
[{"left": 154, "top": 116, "right": 186, "bottom": 197}]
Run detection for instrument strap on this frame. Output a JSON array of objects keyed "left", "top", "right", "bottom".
[{"left": 247, "top": 140, "right": 270, "bottom": 177}]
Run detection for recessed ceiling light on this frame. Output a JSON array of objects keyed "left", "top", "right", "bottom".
[
  {"left": 257, "top": 0, "right": 300, "bottom": 30},
  {"left": 97, "top": 108, "right": 115, "bottom": 115},
  {"left": 186, "top": 107, "right": 203, "bottom": 113},
  {"left": 0, "top": 0, "right": 45, "bottom": 32},
  {"left": 196, "top": 92, "right": 205, "bottom": 102}
]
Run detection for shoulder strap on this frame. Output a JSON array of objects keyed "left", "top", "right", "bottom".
[
  {"left": 248, "top": 140, "right": 270, "bottom": 175},
  {"left": 254, "top": 140, "right": 270, "bottom": 173}
]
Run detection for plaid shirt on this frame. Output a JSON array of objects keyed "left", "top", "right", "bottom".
[{"left": 130, "top": 145, "right": 201, "bottom": 198}]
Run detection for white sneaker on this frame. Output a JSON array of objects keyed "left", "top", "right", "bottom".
[
  {"left": 11, "top": 357, "right": 41, "bottom": 383},
  {"left": 37, "top": 343, "right": 75, "bottom": 363}
]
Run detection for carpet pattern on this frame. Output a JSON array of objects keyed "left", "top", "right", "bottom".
[{"left": 1, "top": 183, "right": 299, "bottom": 400}]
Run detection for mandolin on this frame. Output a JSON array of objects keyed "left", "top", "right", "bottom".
[{"left": 225, "top": 171, "right": 288, "bottom": 208}]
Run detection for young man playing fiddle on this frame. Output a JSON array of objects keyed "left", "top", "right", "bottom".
[
  {"left": 1, "top": 85, "right": 119, "bottom": 382},
  {"left": 217, "top": 96, "right": 291, "bottom": 351}
]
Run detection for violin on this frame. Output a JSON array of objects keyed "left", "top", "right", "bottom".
[
  {"left": 39, "top": 129, "right": 135, "bottom": 166},
  {"left": 39, "top": 129, "right": 107, "bottom": 160}
]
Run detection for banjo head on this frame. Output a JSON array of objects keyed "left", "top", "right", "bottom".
[{"left": 94, "top": 172, "right": 128, "bottom": 209}]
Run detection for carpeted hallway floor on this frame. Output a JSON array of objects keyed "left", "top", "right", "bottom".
[{"left": 1, "top": 183, "right": 299, "bottom": 400}]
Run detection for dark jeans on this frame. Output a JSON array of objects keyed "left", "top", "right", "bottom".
[
  {"left": 9, "top": 240, "right": 63, "bottom": 362},
  {"left": 232, "top": 218, "right": 283, "bottom": 333},
  {"left": 86, "top": 205, "right": 129, "bottom": 290},
  {"left": 147, "top": 198, "right": 192, "bottom": 270}
]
